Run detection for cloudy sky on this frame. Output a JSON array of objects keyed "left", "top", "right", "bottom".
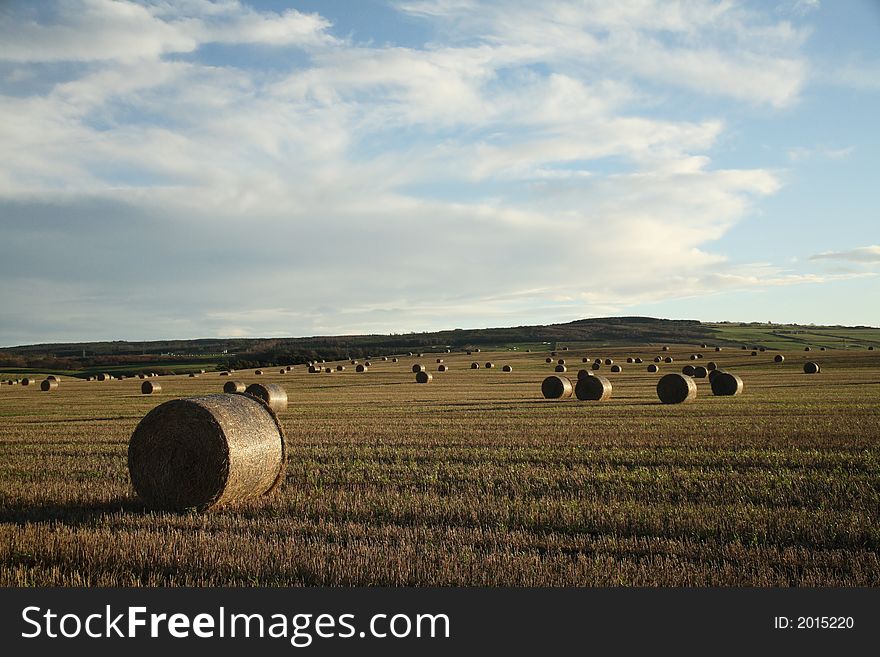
[{"left": 1, "top": 0, "right": 878, "bottom": 346}]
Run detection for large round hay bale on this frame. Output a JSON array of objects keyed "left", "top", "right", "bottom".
[
  {"left": 141, "top": 381, "right": 161, "bottom": 394},
  {"left": 804, "top": 346, "right": 811, "bottom": 351},
  {"left": 415, "top": 371, "right": 432, "bottom": 384},
  {"left": 501, "top": 365, "right": 512, "bottom": 372},
  {"left": 382, "top": 356, "right": 388, "bottom": 361},
  {"left": 750, "top": 351, "right": 758, "bottom": 356},
  {"left": 635, "top": 357, "right": 643, "bottom": 364},
  {"left": 582, "top": 357, "right": 589, "bottom": 363},
  {"left": 591, "top": 362, "right": 601, "bottom": 370},
  {"left": 471, "top": 362, "right": 479, "bottom": 369},
  {"left": 254, "top": 370, "right": 263, "bottom": 375},
  {"left": 412, "top": 364, "right": 424, "bottom": 373},
  {"left": 701, "top": 344, "right": 708, "bottom": 349},
  {"left": 40, "top": 379, "right": 58, "bottom": 392},
  {"left": 594, "top": 358, "right": 602, "bottom": 365},
  {"left": 653, "top": 356, "right": 662, "bottom": 363},
  {"left": 97, "top": 373, "right": 111, "bottom": 382},
  {"left": 554, "top": 364, "right": 567, "bottom": 372},
  {"left": 577, "top": 369, "right": 592, "bottom": 380},
  {"left": 774, "top": 354, "right": 784, "bottom": 363},
  {"left": 285, "top": 366, "right": 291, "bottom": 372},
  {"left": 356, "top": 364, "right": 367, "bottom": 372},
  {"left": 545, "top": 357, "right": 553, "bottom": 364},
  {"left": 308, "top": 365, "right": 320, "bottom": 373},
  {"left": 693, "top": 366, "right": 708, "bottom": 378},
  {"left": 392, "top": 358, "right": 399, "bottom": 363},
  {"left": 128, "top": 394, "right": 285, "bottom": 511},
  {"left": 324, "top": 368, "right": 332, "bottom": 373},
  {"left": 575, "top": 374, "right": 612, "bottom": 401},
  {"left": 662, "top": 346, "right": 670, "bottom": 352},
  {"left": 244, "top": 383, "right": 288, "bottom": 412},
  {"left": 557, "top": 358, "right": 566, "bottom": 365},
  {"left": 690, "top": 354, "right": 698, "bottom": 360},
  {"left": 708, "top": 368, "right": 725, "bottom": 382},
  {"left": 656, "top": 373, "right": 696, "bottom": 404},
  {"left": 706, "top": 361, "right": 717, "bottom": 371},
  {"left": 869, "top": 346, "right": 875, "bottom": 351},
  {"left": 647, "top": 364, "right": 659, "bottom": 373},
  {"left": 436, "top": 358, "right": 444, "bottom": 364},
  {"left": 604, "top": 358, "right": 613, "bottom": 365},
  {"left": 21, "top": 378, "right": 32, "bottom": 386},
  {"left": 550, "top": 351, "right": 557, "bottom": 357},
  {"left": 223, "top": 381, "right": 246, "bottom": 394},
  {"left": 438, "top": 364, "right": 449, "bottom": 372},
  {"left": 715, "top": 347, "right": 722, "bottom": 352},
  {"left": 804, "top": 362, "right": 820, "bottom": 374},
  {"left": 610, "top": 364, "right": 622, "bottom": 373},
  {"left": 710, "top": 372, "right": 743, "bottom": 396},
  {"left": 664, "top": 356, "right": 673, "bottom": 363},
  {"left": 682, "top": 365, "right": 696, "bottom": 376},
  {"left": 337, "top": 365, "right": 345, "bottom": 371},
  {"left": 541, "top": 375, "right": 572, "bottom": 399},
  {"left": 220, "top": 371, "right": 230, "bottom": 377},
  {"left": 626, "top": 357, "right": 634, "bottom": 363},
  {"left": 485, "top": 362, "right": 495, "bottom": 369}
]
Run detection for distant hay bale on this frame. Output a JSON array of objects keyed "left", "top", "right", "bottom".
[
  {"left": 577, "top": 369, "right": 592, "bottom": 380},
  {"left": 324, "top": 368, "right": 332, "bottom": 373},
  {"left": 254, "top": 370, "right": 263, "bottom": 375},
  {"left": 662, "top": 346, "right": 670, "bottom": 351},
  {"left": 141, "top": 381, "right": 161, "bottom": 395},
  {"left": 715, "top": 347, "right": 722, "bottom": 352},
  {"left": 626, "top": 357, "right": 634, "bottom": 363},
  {"left": 97, "top": 373, "right": 111, "bottom": 382},
  {"left": 501, "top": 365, "right": 512, "bottom": 372},
  {"left": 701, "top": 344, "right": 708, "bottom": 349},
  {"left": 541, "top": 375, "right": 573, "bottom": 399},
  {"left": 439, "top": 364, "right": 449, "bottom": 372},
  {"left": 485, "top": 362, "right": 495, "bottom": 369},
  {"left": 138, "top": 373, "right": 146, "bottom": 379},
  {"left": 690, "top": 354, "right": 698, "bottom": 360},
  {"left": 804, "top": 362, "right": 820, "bottom": 374},
  {"left": 819, "top": 347, "right": 826, "bottom": 352},
  {"left": 392, "top": 358, "right": 399, "bottom": 362},
  {"left": 364, "top": 360, "right": 372, "bottom": 367},
  {"left": 804, "top": 347, "right": 812, "bottom": 352},
  {"left": 653, "top": 356, "right": 662, "bottom": 363},
  {"left": 710, "top": 372, "right": 743, "bottom": 396},
  {"left": 554, "top": 364, "right": 567, "bottom": 373},
  {"left": 751, "top": 351, "right": 757, "bottom": 356},
  {"left": 415, "top": 371, "right": 432, "bottom": 384},
  {"left": 21, "top": 378, "right": 32, "bottom": 386},
  {"left": 550, "top": 351, "right": 557, "bottom": 357},
  {"left": 40, "top": 379, "right": 58, "bottom": 392},
  {"left": 774, "top": 354, "right": 785, "bottom": 363},
  {"left": 279, "top": 369, "right": 286, "bottom": 374},
  {"left": 446, "top": 349, "right": 451, "bottom": 353},
  {"left": 336, "top": 365, "right": 345, "bottom": 371},
  {"left": 591, "top": 362, "right": 601, "bottom": 370},
  {"left": 706, "top": 361, "right": 717, "bottom": 371},
  {"left": 868, "top": 346, "right": 875, "bottom": 351},
  {"left": 604, "top": 358, "right": 613, "bottom": 365},
  {"left": 575, "top": 374, "right": 612, "bottom": 401},
  {"left": 436, "top": 358, "right": 444, "bottom": 363},
  {"left": 471, "top": 362, "right": 479, "bottom": 369},
  {"left": 647, "top": 364, "right": 659, "bottom": 373},
  {"left": 546, "top": 358, "right": 553, "bottom": 363},
  {"left": 408, "top": 352, "right": 414, "bottom": 356},
  {"left": 308, "top": 365, "right": 320, "bottom": 373},
  {"left": 610, "top": 364, "right": 622, "bottom": 373},
  {"left": 412, "top": 364, "right": 424, "bottom": 373},
  {"left": 562, "top": 346, "right": 569, "bottom": 351},
  {"left": 382, "top": 356, "right": 388, "bottom": 361},
  {"left": 635, "top": 358, "right": 643, "bottom": 364},
  {"left": 582, "top": 357, "right": 589, "bottom": 363},
  {"left": 656, "top": 373, "right": 696, "bottom": 404},
  {"left": 350, "top": 359, "right": 357, "bottom": 365},
  {"left": 594, "top": 358, "right": 602, "bottom": 364},
  {"left": 223, "top": 381, "right": 246, "bottom": 394},
  {"left": 557, "top": 358, "right": 566, "bottom": 365},
  {"left": 466, "top": 351, "right": 472, "bottom": 355},
  {"left": 244, "top": 383, "right": 288, "bottom": 413},
  {"left": 190, "top": 373, "right": 199, "bottom": 378},
  {"left": 127, "top": 393, "right": 285, "bottom": 511},
  {"left": 693, "top": 366, "right": 708, "bottom": 378},
  {"left": 664, "top": 357, "right": 673, "bottom": 363},
  {"left": 682, "top": 365, "right": 696, "bottom": 376},
  {"left": 696, "top": 354, "right": 704, "bottom": 359},
  {"left": 759, "top": 348, "right": 766, "bottom": 352},
  {"left": 220, "top": 371, "right": 231, "bottom": 377},
  {"left": 356, "top": 364, "right": 367, "bottom": 372}
]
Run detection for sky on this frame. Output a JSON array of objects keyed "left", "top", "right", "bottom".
[{"left": 0, "top": 0, "right": 878, "bottom": 346}]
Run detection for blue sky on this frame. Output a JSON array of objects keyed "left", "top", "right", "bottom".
[{"left": 0, "top": 0, "right": 878, "bottom": 346}]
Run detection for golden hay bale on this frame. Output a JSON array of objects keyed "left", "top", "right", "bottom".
[
  {"left": 408, "top": 352, "right": 414, "bottom": 356},
  {"left": 562, "top": 346, "right": 569, "bottom": 351},
  {"left": 415, "top": 371, "right": 432, "bottom": 384},
  {"left": 662, "top": 346, "right": 670, "bottom": 351},
  {"left": 557, "top": 358, "right": 566, "bottom": 365},
  {"left": 693, "top": 366, "right": 708, "bottom": 378},
  {"left": 751, "top": 351, "right": 758, "bottom": 356},
  {"left": 308, "top": 365, "right": 320, "bottom": 373},
  {"left": 575, "top": 374, "right": 612, "bottom": 401},
  {"left": 255, "top": 370, "right": 263, "bottom": 375},
  {"left": 244, "top": 383, "right": 288, "bottom": 413},
  {"left": 382, "top": 356, "right": 388, "bottom": 361},
  {"left": 356, "top": 364, "right": 368, "bottom": 372},
  {"left": 141, "top": 381, "right": 161, "bottom": 394},
  {"left": 582, "top": 357, "right": 589, "bottom": 363},
  {"left": 554, "top": 364, "right": 567, "bottom": 373},
  {"left": 610, "top": 364, "right": 622, "bottom": 373},
  {"left": 577, "top": 369, "right": 592, "bottom": 380},
  {"left": 439, "top": 364, "right": 449, "bottom": 372},
  {"left": 706, "top": 361, "right": 718, "bottom": 371},
  {"left": 804, "top": 362, "right": 820, "bottom": 374},
  {"left": 224, "top": 381, "right": 246, "bottom": 394},
  {"left": 350, "top": 359, "right": 357, "bottom": 365},
  {"left": 466, "top": 351, "right": 472, "bottom": 355},
  {"left": 759, "top": 347, "right": 766, "bottom": 352},
  {"left": 325, "top": 368, "right": 332, "bottom": 373},
  {"left": 502, "top": 365, "right": 512, "bottom": 372},
  {"left": 869, "top": 346, "right": 875, "bottom": 351},
  {"left": 647, "top": 364, "right": 659, "bottom": 373},
  {"left": 635, "top": 358, "right": 644, "bottom": 364},
  {"left": 696, "top": 354, "right": 704, "bottom": 359},
  {"left": 128, "top": 394, "right": 285, "bottom": 511},
  {"left": 774, "top": 354, "right": 784, "bottom": 363},
  {"left": 701, "top": 344, "right": 708, "bottom": 348},
  {"left": 279, "top": 369, "right": 286, "bottom": 374},
  {"left": 604, "top": 358, "right": 613, "bottom": 365},
  {"left": 40, "top": 379, "right": 59, "bottom": 392},
  {"left": 591, "top": 362, "right": 601, "bottom": 370},
  {"left": 664, "top": 356, "right": 674, "bottom": 363},
  {"left": 545, "top": 357, "right": 553, "bottom": 363},
  {"left": 417, "top": 353, "right": 424, "bottom": 357},
  {"left": 819, "top": 347, "right": 826, "bottom": 352},
  {"left": 220, "top": 371, "right": 231, "bottom": 377},
  {"left": 21, "top": 378, "right": 32, "bottom": 386},
  {"left": 471, "top": 362, "right": 479, "bottom": 369},
  {"left": 97, "top": 373, "right": 111, "bottom": 382},
  {"left": 804, "top": 346, "right": 811, "bottom": 351},
  {"left": 626, "top": 357, "right": 634, "bottom": 363},
  {"left": 436, "top": 358, "right": 444, "bottom": 363},
  {"left": 656, "top": 373, "right": 696, "bottom": 404},
  {"left": 485, "top": 362, "right": 495, "bottom": 369},
  {"left": 392, "top": 358, "right": 399, "bottom": 362},
  {"left": 541, "top": 375, "right": 572, "bottom": 399},
  {"left": 715, "top": 347, "right": 722, "bottom": 352},
  {"left": 412, "top": 363, "right": 424, "bottom": 373},
  {"left": 682, "top": 365, "right": 696, "bottom": 376},
  {"left": 475, "top": 349, "right": 481, "bottom": 353},
  {"left": 710, "top": 372, "right": 743, "bottom": 396},
  {"left": 138, "top": 373, "right": 146, "bottom": 379},
  {"left": 690, "top": 354, "right": 698, "bottom": 360},
  {"left": 364, "top": 361, "right": 372, "bottom": 366},
  {"left": 337, "top": 365, "right": 345, "bottom": 371},
  {"left": 190, "top": 373, "right": 199, "bottom": 378},
  {"left": 653, "top": 356, "right": 662, "bottom": 363},
  {"left": 550, "top": 351, "right": 557, "bottom": 357}
]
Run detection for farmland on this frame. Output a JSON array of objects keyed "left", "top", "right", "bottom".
[{"left": 1, "top": 344, "right": 878, "bottom": 586}]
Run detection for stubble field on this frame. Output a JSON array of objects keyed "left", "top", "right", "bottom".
[{"left": 1, "top": 346, "right": 878, "bottom": 586}]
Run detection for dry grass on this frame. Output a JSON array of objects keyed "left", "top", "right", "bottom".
[{"left": 0, "top": 346, "right": 878, "bottom": 586}]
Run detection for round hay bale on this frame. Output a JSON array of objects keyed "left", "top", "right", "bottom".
[
  {"left": 21, "top": 378, "right": 32, "bottom": 386},
  {"left": 804, "top": 346, "right": 812, "bottom": 352},
  {"left": 591, "top": 362, "right": 601, "bottom": 370},
  {"left": 690, "top": 354, "right": 698, "bottom": 360},
  {"left": 656, "top": 373, "right": 696, "bottom": 404},
  {"left": 141, "top": 381, "right": 161, "bottom": 394},
  {"left": 356, "top": 364, "right": 367, "bottom": 372},
  {"left": 550, "top": 351, "right": 557, "bottom": 357},
  {"left": 244, "top": 383, "right": 288, "bottom": 413},
  {"left": 711, "top": 372, "right": 743, "bottom": 396},
  {"left": 484, "top": 362, "right": 494, "bottom": 369},
  {"left": 446, "top": 349, "right": 451, "bottom": 353},
  {"left": 128, "top": 394, "right": 285, "bottom": 511},
  {"left": 541, "top": 375, "right": 572, "bottom": 399},
  {"left": 436, "top": 358, "right": 444, "bottom": 364},
  {"left": 224, "top": 381, "right": 246, "bottom": 394},
  {"left": 594, "top": 358, "right": 602, "bottom": 364},
  {"left": 626, "top": 357, "right": 634, "bottom": 363},
  {"left": 577, "top": 369, "right": 592, "bottom": 380},
  {"left": 324, "top": 368, "right": 332, "bottom": 373},
  {"left": 138, "top": 373, "right": 146, "bottom": 379},
  {"left": 751, "top": 351, "right": 758, "bottom": 356},
  {"left": 582, "top": 357, "right": 589, "bottom": 363},
  {"left": 804, "top": 362, "right": 820, "bottom": 374},
  {"left": 715, "top": 347, "right": 722, "bottom": 352},
  {"left": 392, "top": 358, "right": 399, "bottom": 363},
  {"left": 604, "top": 358, "right": 613, "bottom": 365},
  {"left": 557, "top": 359, "right": 566, "bottom": 365},
  {"left": 682, "top": 365, "right": 696, "bottom": 376},
  {"left": 759, "top": 347, "right": 766, "bottom": 352},
  {"left": 254, "top": 370, "right": 264, "bottom": 375},
  {"left": 562, "top": 346, "right": 569, "bottom": 351},
  {"left": 647, "top": 364, "right": 659, "bottom": 373},
  {"left": 415, "top": 371, "right": 432, "bottom": 384},
  {"left": 706, "top": 361, "right": 717, "bottom": 371},
  {"left": 308, "top": 365, "right": 320, "bottom": 373},
  {"left": 501, "top": 365, "right": 512, "bottom": 372},
  {"left": 664, "top": 356, "right": 674, "bottom": 364},
  {"left": 97, "top": 373, "right": 111, "bottom": 382},
  {"left": 693, "top": 366, "right": 708, "bottom": 378},
  {"left": 708, "top": 368, "right": 725, "bottom": 382},
  {"left": 408, "top": 352, "right": 414, "bottom": 357},
  {"left": 337, "top": 365, "right": 345, "bottom": 371},
  {"left": 412, "top": 364, "right": 424, "bottom": 373},
  {"left": 610, "top": 364, "right": 622, "bottom": 373},
  {"left": 190, "top": 373, "right": 199, "bottom": 378},
  {"left": 40, "top": 379, "right": 58, "bottom": 392},
  {"left": 574, "top": 374, "right": 612, "bottom": 401},
  {"left": 471, "top": 362, "right": 479, "bottom": 369},
  {"left": 701, "top": 344, "right": 708, "bottom": 349},
  {"left": 554, "top": 364, "right": 567, "bottom": 373},
  {"left": 662, "top": 346, "right": 670, "bottom": 352},
  {"left": 439, "top": 364, "right": 449, "bottom": 372},
  {"left": 774, "top": 354, "right": 784, "bottom": 363},
  {"left": 635, "top": 357, "right": 644, "bottom": 364},
  {"left": 696, "top": 354, "right": 704, "bottom": 359},
  {"left": 220, "top": 371, "right": 230, "bottom": 377},
  {"left": 417, "top": 353, "right": 424, "bottom": 358},
  {"left": 350, "top": 360, "right": 357, "bottom": 365},
  {"left": 277, "top": 369, "right": 286, "bottom": 374},
  {"left": 819, "top": 347, "right": 826, "bottom": 352},
  {"left": 545, "top": 357, "right": 553, "bottom": 364},
  {"left": 382, "top": 356, "right": 388, "bottom": 361},
  {"left": 285, "top": 366, "right": 291, "bottom": 372},
  {"left": 868, "top": 346, "right": 875, "bottom": 351},
  {"left": 466, "top": 351, "right": 472, "bottom": 355},
  {"left": 653, "top": 356, "right": 662, "bottom": 363}
]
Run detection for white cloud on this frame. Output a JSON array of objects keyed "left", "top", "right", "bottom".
[{"left": 810, "top": 246, "right": 880, "bottom": 264}]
